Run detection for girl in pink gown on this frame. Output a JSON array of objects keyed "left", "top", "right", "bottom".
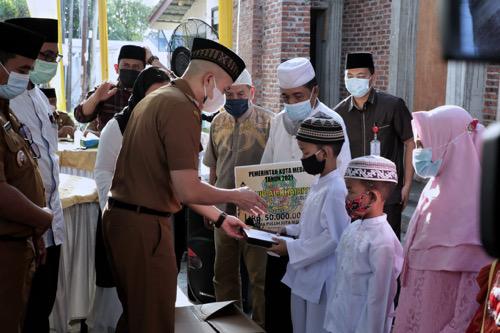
[{"left": 394, "top": 105, "right": 491, "bottom": 333}]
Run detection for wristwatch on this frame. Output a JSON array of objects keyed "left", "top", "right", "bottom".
[
  {"left": 214, "top": 212, "right": 227, "bottom": 228},
  {"left": 147, "top": 55, "right": 159, "bottom": 65}
]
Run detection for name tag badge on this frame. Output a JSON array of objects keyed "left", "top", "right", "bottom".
[{"left": 16, "top": 150, "right": 27, "bottom": 167}]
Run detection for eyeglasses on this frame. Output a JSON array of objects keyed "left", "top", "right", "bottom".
[
  {"left": 19, "top": 124, "right": 41, "bottom": 159},
  {"left": 39, "top": 51, "right": 63, "bottom": 63}
]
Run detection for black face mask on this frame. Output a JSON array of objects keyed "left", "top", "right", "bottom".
[
  {"left": 301, "top": 151, "right": 326, "bottom": 175},
  {"left": 119, "top": 69, "right": 140, "bottom": 88}
]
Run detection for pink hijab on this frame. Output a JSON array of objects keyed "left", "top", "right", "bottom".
[{"left": 403, "top": 105, "right": 490, "bottom": 276}]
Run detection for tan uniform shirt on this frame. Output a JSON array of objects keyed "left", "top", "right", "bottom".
[
  {"left": 0, "top": 99, "right": 45, "bottom": 237},
  {"left": 109, "top": 79, "right": 201, "bottom": 213}
]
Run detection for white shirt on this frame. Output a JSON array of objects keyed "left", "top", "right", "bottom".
[
  {"left": 10, "top": 87, "right": 64, "bottom": 246},
  {"left": 261, "top": 101, "right": 351, "bottom": 175},
  {"left": 282, "top": 169, "right": 350, "bottom": 304},
  {"left": 324, "top": 214, "right": 403, "bottom": 333},
  {"left": 94, "top": 118, "right": 122, "bottom": 210}
]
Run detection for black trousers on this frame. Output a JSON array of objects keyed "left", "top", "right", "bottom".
[
  {"left": 23, "top": 245, "right": 61, "bottom": 333},
  {"left": 173, "top": 208, "right": 187, "bottom": 271},
  {"left": 384, "top": 203, "right": 403, "bottom": 240},
  {"left": 265, "top": 255, "right": 292, "bottom": 333},
  {"left": 95, "top": 208, "right": 115, "bottom": 287}
]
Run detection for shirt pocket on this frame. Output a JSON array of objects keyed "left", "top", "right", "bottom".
[
  {"left": 3, "top": 129, "right": 34, "bottom": 170},
  {"left": 375, "top": 122, "right": 393, "bottom": 145}
]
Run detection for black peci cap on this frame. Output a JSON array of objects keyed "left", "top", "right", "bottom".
[
  {"left": 190, "top": 38, "right": 245, "bottom": 82},
  {"left": 0, "top": 22, "right": 45, "bottom": 60},
  {"left": 6, "top": 17, "right": 58, "bottom": 43},
  {"left": 345, "top": 52, "right": 375, "bottom": 70},
  {"left": 118, "top": 45, "right": 146, "bottom": 65}
]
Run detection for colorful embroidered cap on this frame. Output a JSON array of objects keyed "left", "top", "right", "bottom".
[{"left": 345, "top": 155, "right": 398, "bottom": 183}]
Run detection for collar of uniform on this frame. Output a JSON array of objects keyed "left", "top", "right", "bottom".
[
  {"left": 317, "top": 167, "right": 341, "bottom": 185},
  {"left": 348, "top": 88, "right": 377, "bottom": 112},
  {"left": 116, "top": 81, "right": 132, "bottom": 92},
  {"left": 171, "top": 79, "right": 201, "bottom": 112},
  {"left": 235, "top": 105, "right": 254, "bottom": 123}
]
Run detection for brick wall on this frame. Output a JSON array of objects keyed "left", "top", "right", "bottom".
[
  {"left": 340, "top": 0, "right": 392, "bottom": 99},
  {"left": 232, "top": 0, "right": 263, "bottom": 102},
  {"left": 235, "top": 0, "right": 311, "bottom": 112},
  {"left": 233, "top": 0, "right": 500, "bottom": 123},
  {"left": 483, "top": 64, "right": 500, "bottom": 125}
]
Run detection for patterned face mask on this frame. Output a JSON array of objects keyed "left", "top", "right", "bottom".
[{"left": 345, "top": 192, "right": 372, "bottom": 219}]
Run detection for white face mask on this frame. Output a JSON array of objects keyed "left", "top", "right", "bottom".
[
  {"left": 203, "top": 77, "right": 226, "bottom": 114},
  {"left": 345, "top": 76, "right": 371, "bottom": 98}
]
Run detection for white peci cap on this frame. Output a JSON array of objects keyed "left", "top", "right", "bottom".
[
  {"left": 233, "top": 69, "right": 252, "bottom": 86},
  {"left": 277, "top": 57, "right": 315, "bottom": 89},
  {"left": 344, "top": 155, "right": 398, "bottom": 183}
]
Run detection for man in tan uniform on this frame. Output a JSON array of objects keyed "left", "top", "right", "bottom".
[
  {"left": 0, "top": 22, "right": 53, "bottom": 332},
  {"left": 103, "top": 38, "right": 267, "bottom": 333}
]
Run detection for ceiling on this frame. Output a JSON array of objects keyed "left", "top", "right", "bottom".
[{"left": 149, "top": 0, "right": 197, "bottom": 29}]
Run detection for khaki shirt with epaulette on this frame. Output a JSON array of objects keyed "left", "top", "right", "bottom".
[{"left": 0, "top": 99, "right": 45, "bottom": 237}]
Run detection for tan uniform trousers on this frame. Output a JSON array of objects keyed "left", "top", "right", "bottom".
[
  {"left": 213, "top": 227, "right": 267, "bottom": 327},
  {"left": 0, "top": 239, "right": 35, "bottom": 333},
  {"left": 102, "top": 207, "right": 177, "bottom": 333}
]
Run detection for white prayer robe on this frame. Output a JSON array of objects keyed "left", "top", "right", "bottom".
[
  {"left": 94, "top": 118, "right": 122, "bottom": 210},
  {"left": 10, "top": 87, "right": 64, "bottom": 246},
  {"left": 261, "top": 101, "right": 351, "bottom": 175},
  {"left": 90, "top": 118, "right": 123, "bottom": 332},
  {"left": 282, "top": 169, "right": 350, "bottom": 333},
  {"left": 324, "top": 214, "right": 403, "bottom": 333}
]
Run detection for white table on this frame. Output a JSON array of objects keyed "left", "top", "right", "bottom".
[{"left": 51, "top": 174, "right": 99, "bottom": 332}]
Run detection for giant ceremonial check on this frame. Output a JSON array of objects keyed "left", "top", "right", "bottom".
[{"left": 235, "top": 161, "right": 316, "bottom": 232}]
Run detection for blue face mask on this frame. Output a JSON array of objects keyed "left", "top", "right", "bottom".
[
  {"left": 225, "top": 99, "right": 249, "bottom": 118},
  {"left": 412, "top": 148, "right": 442, "bottom": 178},
  {"left": 0, "top": 62, "right": 30, "bottom": 99},
  {"left": 284, "top": 99, "right": 313, "bottom": 122}
]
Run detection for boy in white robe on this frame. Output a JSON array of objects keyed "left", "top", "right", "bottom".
[
  {"left": 269, "top": 116, "right": 351, "bottom": 333},
  {"left": 324, "top": 155, "right": 403, "bottom": 333}
]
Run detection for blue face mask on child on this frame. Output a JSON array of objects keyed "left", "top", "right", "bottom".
[{"left": 412, "top": 148, "right": 442, "bottom": 178}]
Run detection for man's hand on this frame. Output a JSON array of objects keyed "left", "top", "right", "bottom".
[
  {"left": 221, "top": 215, "right": 247, "bottom": 239},
  {"left": 58, "top": 126, "right": 75, "bottom": 139},
  {"left": 39, "top": 207, "right": 53, "bottom": 232},
  {"left": 401, "top": 184, "right": 411, "bottom": 210},
  {"left": 34, "top": 235, "right": 47, "bottom": 266},
  {"left": 269, "top": 238, "right": 288, "bottom": 256},
  {"left": 94, "top": 82, "right": 118, "bottom": 102},
  {"left": 233, "top": 187, "right": 267, "bottom": 216}
]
